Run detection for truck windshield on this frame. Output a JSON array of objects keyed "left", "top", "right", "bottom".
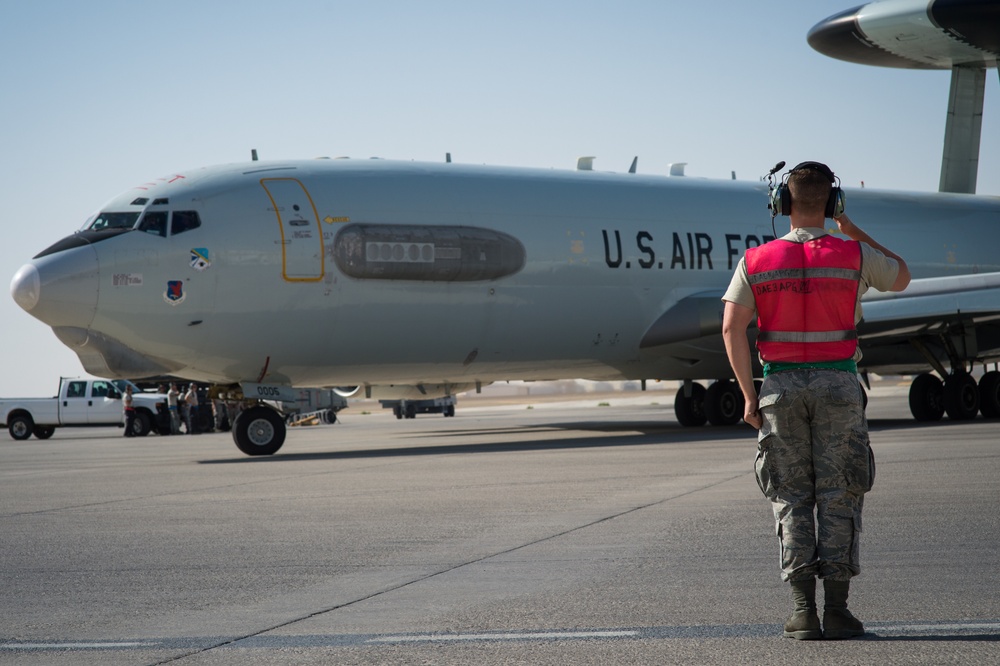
[{"left": 86, "top": 212, "right": 141, "bottom": 231}]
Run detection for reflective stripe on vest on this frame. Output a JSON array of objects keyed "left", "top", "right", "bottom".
[{"left": 745, "top": 236, "right": 861, "bottom": 363}]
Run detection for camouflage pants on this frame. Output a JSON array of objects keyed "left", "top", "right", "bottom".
[{"left": 754, "top": 369, "right": 875, "bottom": 582}]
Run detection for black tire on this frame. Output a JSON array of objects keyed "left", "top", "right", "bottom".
[
  {"left": 944, "top": 372, "right": 979, "bottom": 420},
  {"left": 705, "top": 380, "right": 743, "bottom": 426},
  {"left": 444, "top": 405, "right": 455, "bottom": 417},
  {"left": 979, "top": 371, "right": 1000, "bottom": 418},
  {"left": 405, "top": 404, "right": 416, "bottom": 419},
  {"left": 132, "top": 410, "right": 152, "bottom": 437},
  {"left": 908, "top": 373, "right": 944, "bottom": 422},
  {"left": 232, "top": 407, "right": 286, "bottom": 456},
  {"left": 8, "top": 414, "right": 34, "bottom": 441},
  {"left": 674, "top": 382, "right": 708, "bottom": 427},
  {"left": 32, "top": 425, "right": 56, "bottom": 440}
]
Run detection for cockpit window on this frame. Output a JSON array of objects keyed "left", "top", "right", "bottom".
[
  {"left": 171, "top": 211, "right": 201, "bottom": 235},
  {"left": 87, "top": 212, "right": 140, "bottom": 231},
  {"left": 137, "top": 212, "right": 168, "bottom": 237}
]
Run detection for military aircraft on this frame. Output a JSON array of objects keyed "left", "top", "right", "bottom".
[{"left": 9, "top": 0, "right": 1000, "bottom": 455}]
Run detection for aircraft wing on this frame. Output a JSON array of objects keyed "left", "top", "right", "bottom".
[
  {"left": 639, "top": 272, "right": 1000, "bottom": 372},
  {"left": 858, "top": 272, "right": 1000, "bottom": 340}
]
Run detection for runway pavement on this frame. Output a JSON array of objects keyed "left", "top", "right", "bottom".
[{"left": 2, "top": 383, "right": 999, "bottom": 665}]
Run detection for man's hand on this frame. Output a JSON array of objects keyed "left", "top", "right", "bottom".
[
  {"left": 744, "top": 395, "right": 762, "bottom": 430},
  {"left": 833, "top": 213, "right": 856, "bottom": 236}
]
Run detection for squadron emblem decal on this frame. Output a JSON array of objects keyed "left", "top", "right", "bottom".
[
  {"left": 190, "top": 248, "right": 211, "bottom": 271},
  {"left": 164, "top": 280, "right": 186, "bottom": 306}
]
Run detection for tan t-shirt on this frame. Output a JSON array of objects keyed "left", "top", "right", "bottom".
[{"left": 722, "top": 227, "right": 900, "bottom": 361}]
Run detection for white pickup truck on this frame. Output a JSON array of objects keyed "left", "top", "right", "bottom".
[{"left": 2, "top": 378, "right": 166, "bottom": 440}]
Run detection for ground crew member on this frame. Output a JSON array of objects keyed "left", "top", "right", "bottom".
[
  {"left": 167, "top": 383, "right": 181, "bottom": 434},
  {"left": 721, "top": 161, "right": 910, "bottom": 640},
  {"left": 184, "top": 383, "right": 200, "bottom": 434},
  {"left": 123, "top": 384, "right": 136, "bottom": 437}
]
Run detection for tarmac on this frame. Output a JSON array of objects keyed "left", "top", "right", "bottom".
[{"left": 2, "top": 380, "right": 998, "bottom": 665}]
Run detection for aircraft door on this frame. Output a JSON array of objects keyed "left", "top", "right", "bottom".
[{"left": 260, "top": 179, "right": 324, "bottom": 281}]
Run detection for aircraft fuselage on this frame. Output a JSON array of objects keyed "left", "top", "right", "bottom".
[{"left": 13, "top": 159, "right": 1000, "bottom": 392}]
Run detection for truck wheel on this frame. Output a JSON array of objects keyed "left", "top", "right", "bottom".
[
  {"left": 132, "top": 411, "right": 152, "bottom": 437},
  {"left": 32, "top": 426, "right": 55, "bottom": 440},
  {"left": 233, "top": 407, "right": 286, "bottom": 456},
  {"left": 8, "top": 415, "right": 34, "bottom": 440}
]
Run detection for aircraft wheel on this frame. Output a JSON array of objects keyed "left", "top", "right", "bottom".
[
  {"left": 674, "top": 382, "right": 707, "bottom": 427},
  {"left": 978, "top": 371, "right": 1000, "bottom": 418},
  {"left": 944, "top": 371, "right": 979, "bottom": 420},
  {"left": 705, "top": 380, "right": 743, "bottom": 426},
  {"left": 32, "top": 426, "right": 55, "bottom": 440},
  {"left": 233, "top": 407, "right": 286, "bottom": 456},
  {"left": 908, "top": 373, "right": 944, "bottom": 421},
  {"left": 8, "top": 414, "right": 34, "bottom": 441}
]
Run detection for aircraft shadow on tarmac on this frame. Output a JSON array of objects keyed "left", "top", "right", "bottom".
[
  {"left": 198, "top": 415, "right": 980, "bottom": 464},
  {"left": 199, "top": 420, "right": 755, "bottom": 464}
]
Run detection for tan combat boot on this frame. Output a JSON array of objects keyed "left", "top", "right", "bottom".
[
  {"left": 784, "top": 578, "right": 822, "bottom": 640},
  {"left": 823, "top": 579, "right": 865, "bottom": 639}
]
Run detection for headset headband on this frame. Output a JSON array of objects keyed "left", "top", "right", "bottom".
[{"left": 790, "top": 161, "right": 836, "bottom": 183}]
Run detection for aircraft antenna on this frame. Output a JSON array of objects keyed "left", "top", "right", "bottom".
[
  {"left": 629, "top": 157, "right": 638, "bottom": 174},
  {"left": 251, "top": 149, "right": 259, "bottom": 161}
]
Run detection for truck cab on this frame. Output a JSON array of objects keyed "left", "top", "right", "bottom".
[{"left": 2, "top": 378, "right": 167, "bottom": 440}]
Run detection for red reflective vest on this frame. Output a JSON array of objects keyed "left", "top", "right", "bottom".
[{"left": 744, "top": 236, "right": 862, "bottom": 363}]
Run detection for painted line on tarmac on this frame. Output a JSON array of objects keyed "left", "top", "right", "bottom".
[
  {"left": 4, "top": 620, "right": 1000, "bottom": 652},
  {"left": 1, "top": 641, "right": 159, "bottom": 650},
  {"left": 368, "top": 630, "right": 639, "bottom": 643}
]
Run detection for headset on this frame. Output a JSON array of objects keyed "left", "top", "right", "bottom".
[{"left": 769, "top": 161, "right": 846, "bottom": 218}]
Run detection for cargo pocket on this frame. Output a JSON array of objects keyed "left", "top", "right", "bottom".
[
  {"left": 866, "top": 444, "right": 876, "bottom": 492},
  {"left": 754, "top": 442, "right": 774, "bottom": 498},
  {"left": 843, "top": 436, "right": 876, "bottom": 495},
  {"left": 754, "top": 388, "right": 784, "bottom": 500},
  {"left": 825, "top": 376, "right": 874, "bottom": 494}
]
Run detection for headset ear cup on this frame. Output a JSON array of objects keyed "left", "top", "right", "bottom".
[
  {"left": 779, "top": 184, "right": 792, "bottom": 216},
  {"left": 826, "top": 187, "right": 845, "bottom": 218}
]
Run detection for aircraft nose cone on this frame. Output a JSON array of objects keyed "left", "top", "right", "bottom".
[
  {"left": 10, "top": 263, "right": 40, "bottom": 311},
  {"left": 11, "top": 244, "right": 100, "bottom": 329}
]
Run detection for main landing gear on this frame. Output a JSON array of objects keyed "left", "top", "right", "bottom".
[
  {"left": 908, "top": 370, "right": 1000, "bottom": 421},
  {"left": 675, "top": 379, "right": 745, "bottom": 427},
  {"left": 673, "top": 377, "right": 854, "bottom": 427},
  {"left": 676, "top": 368, "right": 1000, "bottom": 426}
]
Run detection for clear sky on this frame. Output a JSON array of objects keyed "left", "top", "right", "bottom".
[{"left": 1, "top": 0, "right": 997, "bottom": 399}]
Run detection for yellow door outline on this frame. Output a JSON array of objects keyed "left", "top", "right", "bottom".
[{"left": 260, "top": 178, "right": 325, "bottom": 282}]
